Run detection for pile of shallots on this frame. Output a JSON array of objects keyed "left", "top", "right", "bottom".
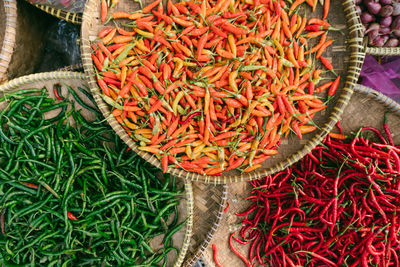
[{"left": 356, "top": 0, "right": 400, "bottom": 46}]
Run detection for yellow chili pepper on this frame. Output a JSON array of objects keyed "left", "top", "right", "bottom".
[
  {"left": 204, "top": 152, "right": 218, "bottom": 161},
  {"left": 204, "top": 90, "right": 210, "bottom": 115},
  {"left": 192, "top": 143, "right": 206, "bottom": 159},
  {"left": 182, "top": 61, "right": 197, "bottom": 67},
  {"left": 273, "top": 39, "right": 284, "bottom": 57},
  {"left": 218, "top": 147, "right": 225, "bottom": 170},
  {"left": 241, "top": 101, "right": 258, "bottom": 124},
  {"left": 172, "top": 58, "right": 184, "bottom": 78},
  {"left": 135, "top": 39, "right": 150, "bottom": 53},
  {"left": 134, "top": 28, "right": 154, "bottom": 38},
  {"left": 229, "top": 71, "right": 238, "bottom": 92},
  {"left": 172, "top": 91, "right": 185, "bottom": 115},
  {"left": 228, "top": 34, "right": 237, "bottom": 57},
  {"left": 249, "top": 139, "right": 260, "bottom": 166},
  {"left": 123, "top": 118, "right": 137, "bottom": 129},
  {"left": 202, "top": 147, "right": 217, "bottom": 153},
  {"left": 287, "top": 47, "right": 299, "bottom": 68},
  {"left": 186, "top": 145, "right": 192, "bottom": 158}
]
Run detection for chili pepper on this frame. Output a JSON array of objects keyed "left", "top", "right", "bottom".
[
  {"left": 323, "top": 0, "right": 330, "bottom": 19},
  {"left": 328, "top": 75, "right": 340, "bottom": 96},
  {"left": 53, "top": 84, "right": 64, "bottom": 100},
  {"left": 308, "top": 18, "right": 330, "bottom": 27},
  {"left": 305, "top": 25, "right": 327, "bottom": 32},
  {"left": 289, "top": 0, "right": 306, "bottom": 14},
  {"left": 98, "top": 28, "right": 113, "bottom": 38},
  {"left": 212, "top": 244, "right": 224, "bottom": 267},
  {"left": 320, "top": 56, "right": 333, "bottom": 70},
  {"left": 101, "top": 0, "right": 107, "bottom": 23},
  {"left": 142, "top": 0, "right": 161, "bottom": 13},
  {"left": 229, "top": 233, "right": 251, "bottom": 267},
  {"left": 67, "top": 212, "right": 79, "bottom": 221},
  {"left": 383, "top": 113, "right": 394, "bottom": 146},
  {"left": 316, "top": 40, "right": 333, "bottom": 59}
]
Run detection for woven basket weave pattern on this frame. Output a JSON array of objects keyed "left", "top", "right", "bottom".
[
  {"left": 0, "top": 0, "right": 17, "bottom": 84},
  {"left": 183, "top": 183, "right": 227, "bottom": 267},
  {"left": 81, "top": 0, "right": 364, "bottom": 184},
  {"left": 0, "top": 71, "right": 194, "bottom": 267}
]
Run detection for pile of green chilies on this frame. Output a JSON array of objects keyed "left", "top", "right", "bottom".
[{"left": 0, "top": 86, "right": 185, "bottom": 266}]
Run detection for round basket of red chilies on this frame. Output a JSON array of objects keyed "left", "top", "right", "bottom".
[
  {"left": 203, "top": 83, "right": 400, "bottom": 266},
  {"left": 81, "top": 0, "right": 364, "bottom": 183}
]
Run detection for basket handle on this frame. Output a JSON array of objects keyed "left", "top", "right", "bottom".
[{"left": 24, "top": 0, "right": 82, "bottom": 24}]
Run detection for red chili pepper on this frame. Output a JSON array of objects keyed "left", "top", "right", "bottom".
[
  {"left": 20, "top": 182, "right": 39, "bottom": 189},
  {"left": 328, "top": 75, "right": 340, "bottom": 96},
  {"left": 224, "top": 202, "right": 230, "bottom": 213},
  {"left": 229, "top": 233, "right": 251, "bottom": 267},
  {"left": 305, "top": 25, "right": 325, "bottom": 32},
  {"left": 221, "top": 22, "right": 248, "bottom": 35},
  {"left": 212, "top": 244, "right": 224, "bottom": 267},
  {"left": 67, "top": 212, "right": 79, "bottom": 221},
  {"left": 178, "top": 112, "right": 201, "bottom": 125},
  {"left": 320, "top": 56, "right": 333, "bottom": 70},
  {"left": 53, "top": 84, "right": 64, "bottom": 100},
  {"left": 241, "top": 135, "right": 255, "bottom": 142},
  {"left": 97, "top": 78, "right": 111, "bottom": 97},
  {"left": 383, "top": 113, "right": 394, "bottom": 146},
  {"left": 98, "top": 28, "right": 113, "bottom": 38}
]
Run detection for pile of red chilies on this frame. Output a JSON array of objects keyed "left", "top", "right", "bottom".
[{"left": 232, "top": 121, "right": 400, "bottom": 266}]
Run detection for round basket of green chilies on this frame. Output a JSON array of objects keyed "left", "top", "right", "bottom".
[{"left": 0, "top": 71, "right": 194, "bottom": 266}]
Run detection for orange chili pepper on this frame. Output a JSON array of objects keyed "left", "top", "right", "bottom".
[
  {"left": 100, "top": 0, "right": 107, "bottom": 23},
  {"left": 323, "top": 0, "right": 330, "bottom": 20},
  {"left": 316, "top": 40, "right": 333, "bottom": 59}
]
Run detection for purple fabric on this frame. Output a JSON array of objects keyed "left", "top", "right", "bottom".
[{"left": 360, "top": 55, "right": 400, "bottom": 103}]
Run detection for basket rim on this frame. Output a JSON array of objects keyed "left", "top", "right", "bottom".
[
  {"left": 24, "top": 0, "right": 82, "bottom": 24},
  {"left": 365, "top": 46, "right": 400, "bottom": 56},
  {"left": 0, "top": 0, "right": 17, "bottom": 83},
  {"left": 354, "top": 84, "right": 400, "bottom": 113},
  {"left": 0, "top": 71, "right": 194, "bottom": 267},
  {"left": 183, "top": 184, "right": 228, "bottom": 267},
  {"left": 80, "top": 0, "right": 365, "bottom": 184}
]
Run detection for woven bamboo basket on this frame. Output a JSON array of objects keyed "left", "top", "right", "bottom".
[
  {"left": 81, "top": 0, "right": 364, "bottom": 184},
  {"left": 0, "top": 71, "right": 194, "bottom": 267},
  {"left": 0, "top": 0, "right": 48, "bottom": 84},
  {"left": 182, "top": 183, "right": 227, "bottom": 267},
  {"left": 24, "top": 0, "right": 82, "bottom": 24},
  {"left": 201, "top": 83, "right": 400, "bottom": 266}
]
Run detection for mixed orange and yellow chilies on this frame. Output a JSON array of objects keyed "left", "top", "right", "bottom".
[{"left": 92, "top": 0, "right": 339, "bottom": 176}]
